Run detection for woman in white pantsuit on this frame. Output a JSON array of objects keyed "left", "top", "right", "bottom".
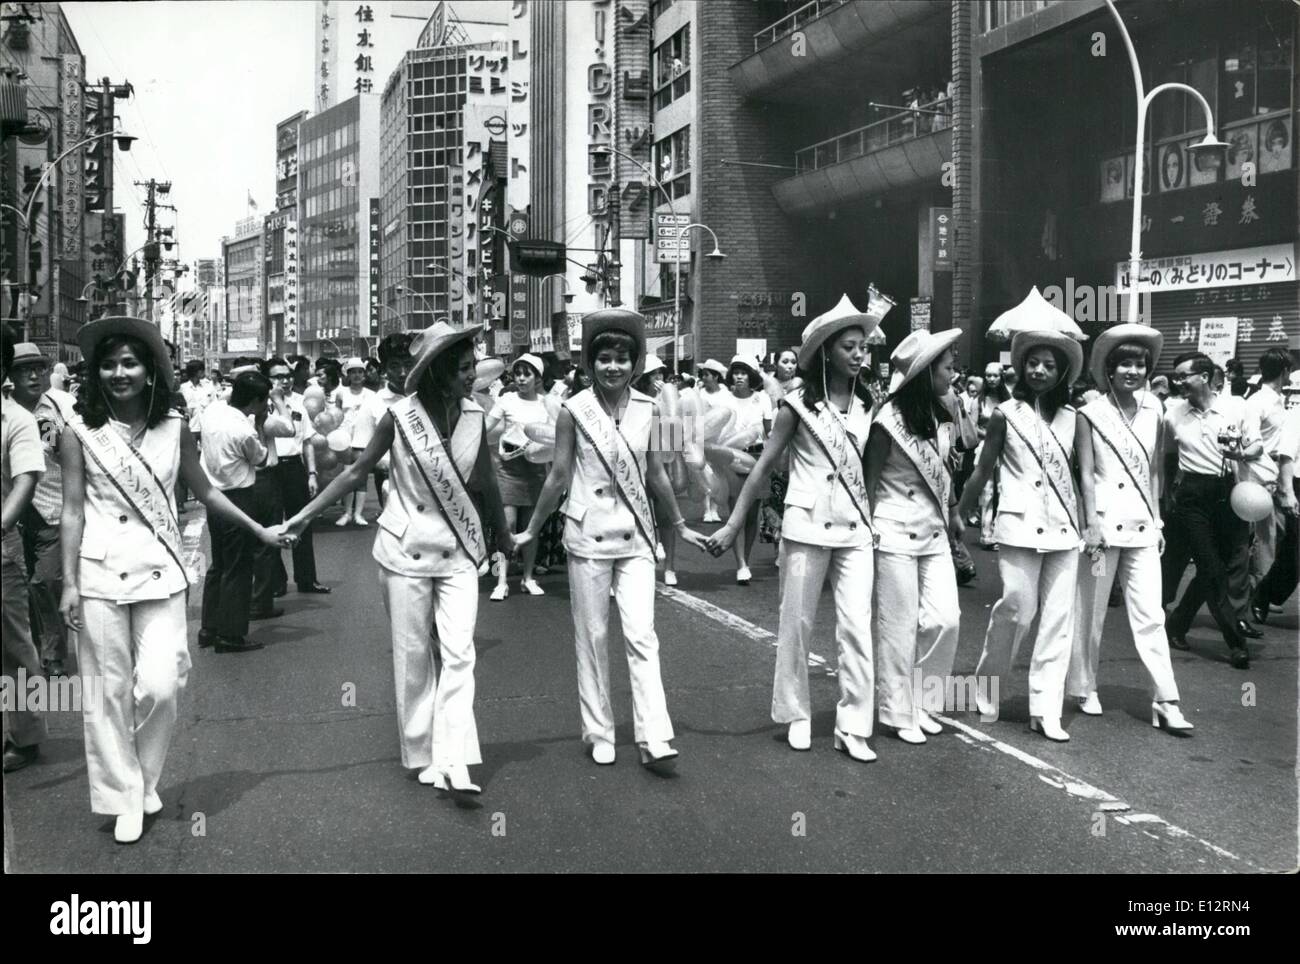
[
  {"left": 518, "top": 309, "right": 707, "bottom": 769},
  {"left": 864, "top": 328, "right": 965, "bottom": 744},
  {"left": 1070, "top": 324, "right": 1192, "bottom": 734},
  {"left": 709, "top": 294, "right": 888, "bottom": 762},
  {"left": 59, "top": 317, "right": 287, "bottom": 844},
  {"left": 284, "top": 322, "right": 513, "bottom": 795},
  {"left": 958, "top": 327, "right": 1085, "bottom": 742}
]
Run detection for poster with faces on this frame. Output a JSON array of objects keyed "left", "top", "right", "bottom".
[
  {"left": 1159, "top": 142, "right": 1186, "bottom": 192},
  {"left": 1187, "top": 135, "right": 1220, "bottom": 186},
  {"left": 1259, "top": 117, "right": 1292, "bottom": 173},
  {"left": 1225, "top": 125, "right": 1257, "bottom": 181},
  {"left": 1125, "top": 150, "right": 1151, "bottom": 198},
  {"left": 1100, "top": 156, "right": 1126, "bottom": 202}
]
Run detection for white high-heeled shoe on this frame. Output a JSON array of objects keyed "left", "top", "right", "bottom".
[
  {"left": 591, "top": 741, "right": 616, "bottom": 765},
  {"left": 975, "top": 694, "right": 999, "bottom": 721},
  {"left": 664, "top": 570, "right": 677, "bottom": 586},
  {"left": 833, "top": 729, "right": 877, "bottom": 762},
  {"left": 440, "top": 764, "right": 481, "bottom": 795},
  {"left": 1028, "top": 716, "right": 1070, "bottom": 742},
  {"left": 736, "top": 565, "right": 752, "bottom": 585},
  {"left": 787, "top": 719, "right": 811, "bottom": 750},
  {"left": 417, "top": 765, "right": 447, "bottom": 788},
  {"left": 334, "top": 513, "right": 351, "bottom": 527},
  {"left": 1151, "top": 701, "right": 1194, "bottom": 735},
  {"left": 893, "top": 725, "right": 927, "bottom": 745},
  {"left": 489, "top": 584, "right": 508, "bottom": 602},
  {"left": 352, "top": 514, "right": 368, "bottom": 527},
  {"left": 1078, "top": 692, "right": 1103, "bottom": 716},
  {"left": 143, "top": 790, "right": 163, "bottom": 816},
  {"left": 638, "top": 741, "right": 678, "bottom": 769},
  {"left": 520, "top": 579, "right": 545, "bottom": 596},
  {"left": 114, "top": 810, "right": 144, "bottom": 844},
  {"left": 917, "top": 710, "right": 943, "bottom": 736}
]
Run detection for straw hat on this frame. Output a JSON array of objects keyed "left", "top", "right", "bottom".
[
  {"left": 9, "top": 342, "right": 47, "bottom": 368},
  {"left": 581, "top": 308, "right": 647, "bottom": 379},
  {"left": 1088, "top": 323, "right": 1164, "bottom": 389},
  {"left": 888, "top": 328, "right": 963, "bottom": 394},
  {"left": 699, "top": 358, "right": 728, "bottom": 378},
  {"left": 77, "top": 316, "right": 175, "bottom": 390},
  {"left": 798, "top": 290, "right": 893, "bottom": 369},
  {"left": 404, "top": 321, "right": 480, "bottom": 394},
  {"left": 1010, "top": 329, "right": 1085, "bottom": 387}
]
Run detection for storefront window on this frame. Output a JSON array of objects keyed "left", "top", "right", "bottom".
[
  {"left": 1257, "top": 31, "right": 1292, "bottom": 115},
  {"left": 653, "top": 25, "right": 691, "bottom": 111},
  {"left": 1218, "top": 31, "right": 1257, "bottom": 124},
  {"left": 653, "top": 126, "right": 691, "bottom": 199}
]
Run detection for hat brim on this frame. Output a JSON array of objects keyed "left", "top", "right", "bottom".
[
  {"left": 728, "top": 358, "right": 762, "bottom": 384},
  {"left": 404, "top": 327, "right": 479, "bottom": 394},
  {"left": 581, "top": 309, "right": 647, "bottom": 381},
  {"left": 890, "top": 329, "right": 963, "bottom": 394},
  {"left": 798, "top": 314, "right": 881, "bottom": 370},
  {"left": 1010, "top": 330, "right": 1085, "bottom": 388},
  {"left": 1088, "top": 325, "right": 1164, "bottom": 390},
  {"left": 699, "top": 360, "right": 728, "bottom": 378},
  {"left": 77, "top": 316, "right": 175, "bottom": 390}
]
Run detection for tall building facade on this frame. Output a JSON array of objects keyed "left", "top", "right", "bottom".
[
  {"left": 297, "top": 93, "right": 381, "bottom": 358},
  {"left": 222, "top": 219, "right": 263, "bottom": 359}
]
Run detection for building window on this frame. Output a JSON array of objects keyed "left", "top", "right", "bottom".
[
  {"left": 650, "top": 0, "right": 675, "bottom": 21},
  {"left": 653, "top": 126, "right": 691, "bottom": 199},
  {"left": 653, "top": 25, "right": 691, "bottom": 111}
]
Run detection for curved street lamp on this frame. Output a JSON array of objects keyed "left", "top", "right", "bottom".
[
  {"left": 671, "top": 223, "right": 726, "bottom": 372},
  {"left": 1104, "top": 0, "right": 1227, "bottom": 323},
  {"left": 396, "top": 282, "right": 440, "bottom": 324}
]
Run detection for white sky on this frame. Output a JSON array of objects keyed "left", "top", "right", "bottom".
[{"left": 61, "top": 0, "right": 511, "bottom": 275}]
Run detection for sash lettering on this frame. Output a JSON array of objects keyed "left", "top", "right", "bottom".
[
  {"left": 786, "top": 393, "right": 873, "bottom": 531},
  {"left": 876, "top": 401, "right": 951, "bottom": 518},
  {"left": 393, "top": 399, "right": 488, "bottom": 567},
  {"left": 1002, "top": 400, "right": 1080, "bottom": 534},
  {"left": 70, "top": 416, "right": 187, "bottom": 580},
  {"left": 1082, "top": 399, "right": 1155, "bottom": 523},
  {"left": 566, "top": 393, "right": 658, "bottom": 552}
]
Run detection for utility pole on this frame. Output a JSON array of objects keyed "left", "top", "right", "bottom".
[
  {"left": 134, "top": 177, "right": 173, "bottom": 323},
  {"left": 94, "top": 77, "right": 133, "bottom": 317}
]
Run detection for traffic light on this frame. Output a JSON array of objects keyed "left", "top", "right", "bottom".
[{"left": 508, "top": 239, "right": 566, "bottom": 278}]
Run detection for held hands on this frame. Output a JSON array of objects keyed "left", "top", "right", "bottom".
[
  {"left": 1083, "top": 523, "right": 1107, "bottom": 557},
  {"left": 677, "top": 525, "right": 710, "bottom": 553},
  {"left": 704, "top": 523, "right": 738, "bottom": 557},
  {"left": 495, "top": 530, "right": 515, "bottom": 557},
  {"left": 947, "top": 506, "right": 965, "bottom": 542},
  {"left": 59, "top": 585, "right": 83, "bottom": 633},
  {"left": 511, "top": 529, "right": 536, "bottom": 554},
  {"left": 266, "top": 521, "right": 302, "bottom": 548}
]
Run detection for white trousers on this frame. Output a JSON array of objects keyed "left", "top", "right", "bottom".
[
  {"left": 77, "top": 592, "right": 190, "bottom": 816},
  {"left": 568, "top": 554, "right": 673, "bottom": 745},
  {"left": 379, "top": 566, "right": 481, "bottom": 769},
  {"left": 1069, "top": 545, "right": 1179, "bottom": 703},
  {"left": 772, "top": 539, "right": 875, "bottom": 736},
  {"left": 975, "top": 546, "right": 1077, "bottom": 720},
  {"left": 1249, "top": 502, "right": 1285, "bottom": 592},
  {"left": 979, "top": 479, "right": 996, "bottom": 543},
  {"left": 874, "top": 550, "right": 961, "bottom": 730}
]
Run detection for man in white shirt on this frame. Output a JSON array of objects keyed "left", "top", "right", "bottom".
[
  {"left": 1244, "top": 347, "right": 1291, "bottom": 600},
  {"left": 1253, "top": 407, "right": 1300, "bottom": 616},
  {"left": 370, "top": 334, "right": 411, "bottom": 508},
  {"left": 1161, "top": 351, "right": 1265, "bottom": 667},
  {"left": 179, "top": 360, "right": 215, "bottom": 443},
  {"left": 198, "top": 371, "right": 292, "bottom": 652}
]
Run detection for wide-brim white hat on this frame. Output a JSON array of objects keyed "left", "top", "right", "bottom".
[
  {"left": 798, "top": 292, "right": 891, "bottom": 370},
  {"left": 728, "top": 354, "right": 762, "bottom": 385},
  {"left": 641, "top": 354, "right": 666, "bottom": 377},
  {"left": 1088, "top": 323, "right": 1164, "bottom": 389},
  {"left": 1010, "top": 329, "right": 1085, "bottom": 387},
  {"left": 888, "top": 328, "right": 963, "bottom": 394},
  {"left": 473, "top": 357, "right": 506, "bottom": 392},
  {"left": 404, "top": 322, "right": 480, "bottom": 394},
  {"left": 343, "top": 355, "right": 367, "bottom": 372},
  {"left": 699, "top": 358, "right": 728, "bottom": 378},
  {"left": 77, "top": 316, "right": 175, "bottom": 390},
  {"left": 987, "top": 286, "right": 1087, "bottom": 342}
]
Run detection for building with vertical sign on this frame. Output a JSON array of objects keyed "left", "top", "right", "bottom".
[
  {"left": 222, "top": 220, "right": 264, "bottom": 358},
  {"left": 297, "top": 93, "right": 381, "bottom": 358}
]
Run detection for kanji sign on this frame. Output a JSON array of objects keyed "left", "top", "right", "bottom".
[{"left": 1116, "top": 243, "right": 1296, "bottom": 294}]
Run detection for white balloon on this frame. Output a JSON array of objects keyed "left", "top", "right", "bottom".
[{"left": 326, "top": 428, "right": 350, "bottom": 452}]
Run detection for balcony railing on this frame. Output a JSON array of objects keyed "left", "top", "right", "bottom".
[
  {"left": 753, "top": 0, "right": 849, "bottom": 52},
  {"left": 980, "top": 0, "right": 1060, "bottom": 33},
  {"left": 794, "top": 100, "right": 952, "bottom": 173}
]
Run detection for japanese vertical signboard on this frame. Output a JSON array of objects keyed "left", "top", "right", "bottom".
[
  {"left": 614, "top": 0, "right": 651, "bottom": 240},
  {"left": 367, "top": 199, "right": 379, "bottom": 335},
  {"left": 930, "top": 207, "right": 952, "bottom": 273},
  {"left": 276, "top": 113, "right": 304, "bottom": 211},
  {"left": 351, "top": 2, "right": 377, "bottom": 96},
  {"left": 284, "top": 211, "right": 299, "bottom": 344},
  {"left": 509, "top": 209, "right": 530, "bottom": 347},
  {"left": 507, "top": 0, "right": 531, "bottom": 214},
  {"left": 60, "top": 55, "right": 84, "bottom": 260},
  {"left": 315, "top": 1, "right": 337, "bottom": 113},
  {"left": 588, "top": 1, "right": 612, "bottom": 219}
]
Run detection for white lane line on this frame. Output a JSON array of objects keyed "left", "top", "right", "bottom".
[
  {"left": 657, "top": 583, "right": 1254, "bottom": 870},
  {"left": 656, "top": 585, "right": 832, "bottom": 672}
]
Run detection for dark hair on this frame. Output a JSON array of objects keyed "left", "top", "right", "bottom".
[
  {"left": 1259, "top": 347, "right": 1292, "bottom": 381},
  {"left": 230, "top": 371, "right": 272, "bottom": 408},
  {"left": 1, "top": 323, "right": 14, "bottom": 375},
  {"left": 261, "top": 356, "right": 289, "bottom": 375},
  {"left": 633, "top": 371, "right": 659, "bottom": 394},
  {"left": 797, "top": 344, "right": 872, "bottom": 413},
  {"left": 75, "top": 334, "right": 175, "bottom": 430},
  {"left": 365, "top": 356, "right": 380, "bottom": 370},
  {"left": 1224, "top": 358, "right": 1245, "bottom": 377},
  {"left": 589, "top": 330, "right": 639, "bottom": 365},
  {"left": 379, "top": 332, "right": 413, "bottom": 365},
  {"left": 1172, "top": 351, "right": 1214, "bottom": 378},
  {"left": 1103, "top": 342, "right": 1153, "bottom": 383},
  {"left": 1012, "top": 344, "right": 1071, "bottom": 419},
  {"left": 885, "top": 368, "right": 952, "bottom": 440},
  {"left": 184, "top": 359, "right": 205, "bottom": 375},
  {"left": 415, "top": 341, "right": 475, "bottom": 413}
]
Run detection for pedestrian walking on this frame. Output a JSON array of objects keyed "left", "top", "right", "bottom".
[
  {"left": 518, "top": 309, "right": 708, "bottom": 769},
  {"left": 865, "top": 328, "right": 965, "bottom": 745},
  {"left": 1244, "top": 348, "right": 1292, "bottom": 605},
  {"left": 695, "top": 358, "right": 731, "bottom": 523},
  {"left": 722, "top": 355, "right": 773, "bottom": 584},
  {"left": 1253, "top": 405, "right": 1300, "bottom": 612},
  {"left": 282, "top": 322, "right": 513, "bottom": 796},
  {"left": 57, "top": 317, "right": 287, "bottom": 842},
  {"left": 1069, "top": 325, "right": 1191, "bottom": 734},
  {"left": 335, "top": 357, "right": 378, "bottom": 526},
  {"left": 708, "top": 295, "right": 883, "bottom": 762},
  {"left": 369, "top": 333, "right": 412, "bottom": 508},
  {"left": 633, "top": 355, "right": 680, "bottom": 585},
  {"left": 957, "top": 328, "right": 1084, "bottom": 742}
]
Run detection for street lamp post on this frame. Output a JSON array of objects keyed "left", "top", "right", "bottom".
[
  {"left": 672, "top": 223, "right": 726, "bottom": 373},
  {"left": 376, "top": 303, "right": 404, "bottom": 337},
  {"left": 397, "top": 283, "right": 440, "bottom": 325},
  {"left": 1104, "top": 0, "right": 1227, "bottom": 324},
  {"left": 537, "top": 273, "right": 573, "bottom": 353}
]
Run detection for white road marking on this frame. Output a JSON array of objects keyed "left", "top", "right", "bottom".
[{"left": 657, "top": 582, "right": 1254, "bottom": 870}]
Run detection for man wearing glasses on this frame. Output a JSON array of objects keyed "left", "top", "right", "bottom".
[
  {"left": 259, "top": 357, "right": 330, "bottom": 599},
  {"left": 1161, "top": 352, "right": 1265, "bottom": 668}
]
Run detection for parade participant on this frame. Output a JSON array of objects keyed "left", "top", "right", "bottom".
[
  {"left": 517, "top": 309, "right": 708, "bottom": 769},
  {"left": 759, "top": 348, "right": 802, "bottom": 552},
  {"left": 369, "top": 333, "right": 412, "bottom": 508},
  {"left": 487, "top": 353, "right": 552, "bottom": 600},
  {"left": 708, "top": 295, "right": 881, "bottom": 762},
  {"left": 335, "top": 357, "right": 378, "bottom": 526},
  {"left": 1253, "top": 405, "right": 1300, "bottom": 612},
  {"left": 957, "top": 329, "right": 1084, "bottom": 741},
  {"left": 58, "top": 317, "right": 287, "bottom": 842},
  {"left": 975, "top": 362, "right": 1010, "bottom": 548},
  {"left": 1069, "top": 325, "right": 1191, "bottom": 733},
  {"left": 633, "top": 355, "right": 679, "bottom": 585},
  {"left": 282, "top": 322, "right": 513, "bottom": 796},
  {"left": 865, "top": 328, "right": 964, "bottom": 744},
  {"left": 179, "top": 360, "right": 214, "bottom": 445},
  {"left": 1161, "top": 352, "right": 1263, "bottom": 668},
  {"left": 722, "top": 356, "right": 773, "bottom": 584},
  {"left": 1245, "top": 348, "right": 1291, "bottom": 611},
  {"left": 696, "top": 359, "right": 731, "bottom": 522},
  {"left": 261, "top": 357, "right": 330, "bottom": 597},
  {"left": 2, "top": 328, "right": 47, "bottom": 774}
]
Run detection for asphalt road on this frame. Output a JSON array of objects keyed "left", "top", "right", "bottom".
[{"left": 5, "top": 499, "right": 1296, "bottom": 873}]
